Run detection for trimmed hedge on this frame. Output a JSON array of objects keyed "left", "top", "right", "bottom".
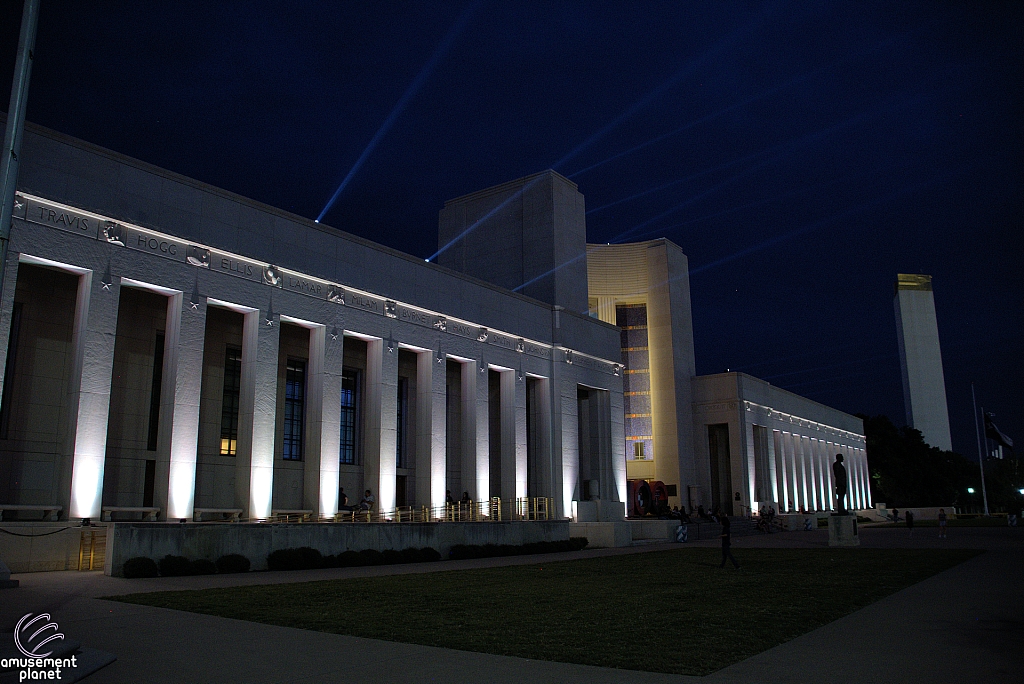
[
  {"left": 158, "top": 554, "right": 193, "bottom": 577},
  {"left": 123, "top": 556, "right": 159, "bottom": 578},
  {"left": 267, "top": 547, "right": 323, "bottom": 571},
  {"left": 190, "top": 559, "right": 218, "bottom": 575},
  {"left": 449, "top": 537, "right": 588, "bottom": 560},
  {"left": 215, "top": 554, "right": 251, "bottom": 574}
]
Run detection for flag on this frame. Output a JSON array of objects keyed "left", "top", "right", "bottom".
[{"left": 984, "top": 412, "right": 1013, "bottom": 450}]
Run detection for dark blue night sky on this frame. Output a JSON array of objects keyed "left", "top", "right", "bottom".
[{"left": 1, "top": 2, "right": 1020, "bottom": 458}]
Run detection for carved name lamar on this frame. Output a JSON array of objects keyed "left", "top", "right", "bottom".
[{"left": 287, "top": 275, "right": 324, "bottom": 296}]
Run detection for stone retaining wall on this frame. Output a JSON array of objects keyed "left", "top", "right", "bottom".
[{"left": 105, "top": 520, "right": 570, "bottom": 576}]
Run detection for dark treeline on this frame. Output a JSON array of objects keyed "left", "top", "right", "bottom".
[{"left": 861, "top": 414, "right": 1021, "bottom": 513}]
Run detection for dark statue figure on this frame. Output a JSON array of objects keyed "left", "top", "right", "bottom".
[{"left": 833, "top": 453, "right": 848, "bottom": 515}]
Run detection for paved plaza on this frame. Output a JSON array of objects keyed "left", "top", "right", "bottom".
[{"left": 2, "top": 526, "right": 1021, "bottom": 683}]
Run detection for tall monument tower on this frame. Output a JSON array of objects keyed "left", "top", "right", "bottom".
[{"left": 894, "top": 274, "right": 952, "bottom": 450}]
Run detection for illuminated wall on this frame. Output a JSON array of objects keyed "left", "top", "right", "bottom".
[
  {"left": 587, "top": 239, "right": 698, "bottom": 509},
  {"left": 693, "top": 372, "right": 869, "bottom": 514}
]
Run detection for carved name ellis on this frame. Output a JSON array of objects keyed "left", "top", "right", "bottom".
[{"left": 218, "top": 256, "right": 257, "bottom": 279}]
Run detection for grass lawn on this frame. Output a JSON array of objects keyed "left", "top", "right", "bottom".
[
  {"left": 111, "top": 547, "right": 979, "bottom": 676},
  {"left": 874, "top": 517, "right": 1017, "bottom": 527}
]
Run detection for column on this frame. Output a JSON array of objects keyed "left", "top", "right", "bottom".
[
  {"left": 766, "top": 429, "right": 779, "bottom": 506},
  {"left": 532, "top": 377, "right": 554, "bottom": 502},
  {"left": 65, "top": 270, "right": 121, "bottom": 520},
  {"left": 770, "top": 430, "right": 786, "bottom": 509},
  {"left": 856, "top": 448, "right": 868, "bottom": 510},
  {"left": 823, "top": 441, "right": 835, "bottom": 511},
  {"left": 302, "top": 323, "right": 343, "bottom": 518},
  {"left": 559, "top": 376, "right": 579, "bottom": 519},
  {"left": 363, "top": 338, "right": 398, "bottom": 515},
  {"left": 862, "top": 448, "right": 873, "bottom": 508},
  {"left": 460, "top": 361, "right": 478, "bottom": 500},
  {"left": 499, "top": 369, "right": 517, "bottom": 501},
  {"left": 414, "top": 349, "right": 445, "bottom": 509},
  {"left": 788, "top": 433, "right": 800, "bottom": 511},
  {"left": 788, "top": 433, "right": 802, "bottom": 510},
  {"left": 803, "top": 436, "right": 818, "bottom": 511},
  {"left": 473, "top": 359, "right": 490, "bottom": 504},
  {"left": 156, "top": 292, "right": 207, "bottom": 520},
  {"left": 234, "top": 304, "right": 280, "bottom": 520},
  {"left": 514, "top": 371, "right": 528, "bottom": 500},
  {"left": 744, "top": 420, "right": 756, "bottom": 509}
]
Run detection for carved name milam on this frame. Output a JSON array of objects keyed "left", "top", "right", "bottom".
[{"left": 348, "top": 293, "right": 381, "bottom": 314}]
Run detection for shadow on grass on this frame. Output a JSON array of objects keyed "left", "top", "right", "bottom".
[{"left": 109, "top": 547, "right": 981, "bottom": 676}]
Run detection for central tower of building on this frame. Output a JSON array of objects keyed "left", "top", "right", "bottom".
[{"left": 894, "top": 273, "right": 952, "bottom": 450}]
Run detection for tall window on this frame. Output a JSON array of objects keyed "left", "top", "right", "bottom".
[
  {"left": 340, "top": 368, "right": 359, "bottom": 465},
  {"left": 147, "top": 333, "right": 165, "bottom": 451},
  {"left": 396, "top": 377, "right": 409, "bottom": 468},
  {"left": 220, "top": 345, "right": 242, "bottom": 455},
  {"left": 283, "top": 358, "right": 306, "bottom": 460}
]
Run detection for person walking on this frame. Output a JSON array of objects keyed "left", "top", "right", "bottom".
[
  {"left": 719, "top": 516, "right": 740, "bottom": 569},
  {"left": 906, "top": 509, "right": 915, "bottom": 537},
  {"left": 938, "top": 508, "right": 948, "bottom": 538}
]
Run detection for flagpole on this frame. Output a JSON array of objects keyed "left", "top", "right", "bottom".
[
  {"left": 971, "top": 383, "right": 990, "bottom": 516},
  {"left": 0, "top": 0, "right": 41, "bottom": 306}
]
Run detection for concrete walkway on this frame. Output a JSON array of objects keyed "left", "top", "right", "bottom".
[{"left": 2, "top": 527, "right": 1021, "bottom": 683}]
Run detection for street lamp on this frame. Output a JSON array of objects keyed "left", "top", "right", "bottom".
[{"left": 967, "top": 487, "right": 975, "bottom": 494}]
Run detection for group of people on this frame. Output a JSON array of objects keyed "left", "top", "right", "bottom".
[
  {"left": 338, "top": 488, "right": 375, "bottom": 513},
  {"left": 445, "top": 490, "right": 473, "bottom": 507},
  {"left": 655, "top": 504, "right": 691, "bottom": 523},
  {"left": 756, "top": 505, "right": 778, "bottom": 533}
]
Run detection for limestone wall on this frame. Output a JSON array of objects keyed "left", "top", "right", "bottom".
[{"left": 104, "top": 520, "right": 570, "bottom": 576}]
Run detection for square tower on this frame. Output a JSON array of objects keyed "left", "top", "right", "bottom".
[
  {"left": 894, "top": 274, "right": 952, "bottom": 450},
  {"left": 437, "top": 170, "right": 588, "bottom": 312}
]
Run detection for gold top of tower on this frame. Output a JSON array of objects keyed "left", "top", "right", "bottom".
[{"left": 896, "top": 273, "right": 932, "bottom": 293}]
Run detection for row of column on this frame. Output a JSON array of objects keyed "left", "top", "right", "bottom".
[
  {"left": 3, "top": 256, "right": 539, "bottom": 521},
  {"left": 769, "top": 429, "right": 870, "bottom": 513}
]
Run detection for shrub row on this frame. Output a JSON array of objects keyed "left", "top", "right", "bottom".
[
  {"left": 122, "top": 553, "right": 250, "bottom": 578},
  {"left": 448, "top": 537, "right": 588, "bottom": 560},
  {"left": 267, "top": 546, "right": 442, "bottom": 571}
]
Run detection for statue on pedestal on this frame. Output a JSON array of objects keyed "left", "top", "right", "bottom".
[{"left": 833, "top": 453, "right": 848, "bottom": 515}]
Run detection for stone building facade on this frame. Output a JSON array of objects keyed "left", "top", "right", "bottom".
[{"left": 0, "top": 123, "right": 625, "bottom": 523}]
